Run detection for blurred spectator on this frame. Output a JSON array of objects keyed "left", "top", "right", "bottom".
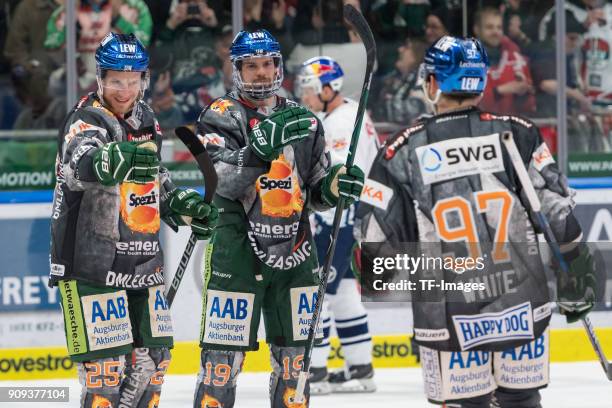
[
  {"left": 531, "top": 10, "right": 590, "bottom": 118},
  {"left": 244, "top": 0, "right": 293, "bottom": 54},
  {"left": 145, "top": 0, "right": 229, "bottom": 44},
  {"left": 4, "top": 0, "right": 63, "bottom": 127},
  {"left": 12, "top": 75, "right": 65, "bottom": 129},
  {"left": 292, "top": 0, "right": 352, "bottom": 46},
  {"left": 369, "top": 0, "right": 430, "bottom": 75},
  {"left": 370, "top": 37, "right": 429, "bottom": 124},
  {"left": 287, "top": 0, "right": 371, "bottom": 99},
  {"left": 424, "top": 7, "right": 458, "bottom": 45},
  {"left": 44, "top": 0, "right": 152, "bottom": 90},
  {"left": 579, "top": 0, "right": 612, "bottom": 104},
  {"left": 473, "top": 7, "right": 535, "bottom": 115},
  {"left": 501, "top": 0, "right": 534, "bottom": 50},
  {"left": 150, "top": 26, "right": 233, "bottom": 128}
]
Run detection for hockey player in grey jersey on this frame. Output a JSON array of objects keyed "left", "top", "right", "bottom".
[
  {"left": 192, "top": 30, "right": 365, "bottom": 407},
  {"left": 50, "top": 33, "right": 217, "bottom": 407},
  {"left": 357, "top": 36, "right": 596, "bottom": 407}
]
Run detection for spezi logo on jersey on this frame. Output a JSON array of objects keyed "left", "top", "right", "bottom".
[
  {"left": 120, "top": 181, "right": 160, "bottom": 234},
  {"left": 416, "top": 134, "right": 504, "bottom": 185},
  {"left": 256, "top": 154, "right": 303, "bottom": 217}
]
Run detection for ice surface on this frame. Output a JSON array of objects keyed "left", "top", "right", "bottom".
[{"left": 1, "top": 362, "right": 611, "bottom": 407}]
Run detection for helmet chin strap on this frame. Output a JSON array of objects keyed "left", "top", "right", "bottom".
[{"left": 422, "top": 79, "right": 441, "bottom": 115}]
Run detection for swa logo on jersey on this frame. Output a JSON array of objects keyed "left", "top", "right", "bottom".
[
  {"left": 256, "top": 154, "right": 303, "bottom": 217},
  {"left": 416, "top": 134, "right": 504, "bottom": 185},
  {"left": 120, "top": 181, "right": 160, "bottom": 234}
]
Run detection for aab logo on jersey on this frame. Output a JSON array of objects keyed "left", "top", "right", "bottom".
[
  {"left": 148, "top": 287, "right": 173, "bottom": 338},
  {"left": 120, "top": 181, "right": 160, "bottom": 234},
  {"left": 203, "top": 290, "right": 254, "bottom": 347},
  {"left": 82, "top": 291, "right": 133, "bottom": 351},
  {"left": 256, "top": 154, "right": 304, "bottom": 217},
  {"left": 416, "top": 134, "right": 505, "bottom": 185},
  {"left": 290, "top": 286, "right": 323, "bottom": 341}
]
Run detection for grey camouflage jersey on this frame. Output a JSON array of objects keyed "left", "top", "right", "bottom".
[
  {"left": 357, "top": 107, "right": 582, "bottom": 351},
  {"left": 50, "top": 93, "right": 177, "bottom": 289},
  {"left": 196, "top": 92, "right": 332, "bottom": 271}
]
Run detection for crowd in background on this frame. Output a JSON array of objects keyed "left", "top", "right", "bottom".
[{"left": 0, "top": 0, "right": 611, "bottom": 153}]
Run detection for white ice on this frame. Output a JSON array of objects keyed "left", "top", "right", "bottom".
[{"left": 1, "top": 362, "right": 611, "bottom": 407}]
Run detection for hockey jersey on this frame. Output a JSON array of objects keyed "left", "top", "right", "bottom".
[
  {"left": 357, "top": 107, "right": 582, "bottom": 352},
  {"left": 50, "top": 93, "right": 176, "bottom": 289},
  {"left": 196, "top": 92, "right": 333, "bottom": 271}
]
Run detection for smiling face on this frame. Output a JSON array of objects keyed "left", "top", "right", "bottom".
[{"left": 101, "top": 70, "right": 143, "bottom": 116}]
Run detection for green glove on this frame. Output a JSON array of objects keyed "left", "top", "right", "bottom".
[
  {"left": 321, "top": 164, "right": 365, "bottom": 208},
  {"left": 557, "top": 244, "right": 597, "bottom": 324},
  {"left": 93, "top": 141, "right": 159, "bottom": 186},
  {"left": 168, "top": 188, "right": 212, "bottom": 219},
  {"left": 249, "top": 106, "right": 317, "bottom": 161},
  {"left": 191, "top": 205, "right": 219, "bottom": 240}
]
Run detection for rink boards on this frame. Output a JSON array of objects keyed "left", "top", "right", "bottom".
[{"left": 1, "top": 329, "right": 612, "bottom": 380}]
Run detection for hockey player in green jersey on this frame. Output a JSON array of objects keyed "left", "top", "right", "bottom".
[{"left": 192, "top": 30, "right": 366, "bottom": 407}]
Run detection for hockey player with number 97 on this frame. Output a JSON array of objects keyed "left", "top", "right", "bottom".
[
  {"left": 357, "top": 36, "right": 597, "bottom": 407},
  {"left": 193, "top": 30, "right": 365, "bottom": 407}
]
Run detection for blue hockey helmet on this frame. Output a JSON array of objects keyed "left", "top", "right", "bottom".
[
  {"left": 296, "top": 56, "right": 344, "bottom": 96},
  {"left": 229, "top": 29, "right": 283, "bottom": 100},
  {"left": 421, "top": 36, "right": 489, "bottom": 98},
  {"left": 95, "top": 33, "right": 149, "bottom": 73}
]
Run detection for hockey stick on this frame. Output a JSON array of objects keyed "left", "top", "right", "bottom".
[
  {"left": 501, "top": 130, "right": 612, "bottom": 380},
  {"left": 294, "top": 4, "right": 377, "bottom": 402},
  {"left": 165, "top": 126, "right": 218, "bottom": 307}
]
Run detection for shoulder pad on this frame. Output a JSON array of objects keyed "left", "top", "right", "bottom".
[
  {"left": 383, "top": 123, "right": 425, "bottom": 160},
  {"left": 90, "top": 99, "right": 116, "bottom": 119},
  {"left": 479, "top": 112, "right": 534, "bottom": 129}
]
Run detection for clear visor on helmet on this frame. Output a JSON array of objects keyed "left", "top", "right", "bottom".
[
  {"left": 100, "top": 76, "right": 145, "bottom": 91},
  {"left": 232, "top": 54, "right": 283, "bottom": 100}
]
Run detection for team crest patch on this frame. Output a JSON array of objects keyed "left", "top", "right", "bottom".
[
  {"left": 256, "top": 155, "right": 304, "bottom": 218},
  {"left": 532, "top": 143, "right": 555, "bottom": 171},
  {"left": 210, "top": 99, "right": 233, "bottom": 114}
]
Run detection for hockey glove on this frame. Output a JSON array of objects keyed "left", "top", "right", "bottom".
[
  {"left": 93, "top": 141, "right": 159, "bottom": 186},
  {"left": 191, "top": 205, "right": 219, "bottom": 240},
  {"left": 557, "top": 243, "right": 597, "bottom": 324},
  {"left": 248, "top": 106, "right": 317, "bottom": 161},
  {"left": 321, "top": 164, "right": 365, "bottom": 208},
  {"left": 168, "top": 188, "right": 212, "bottom": 219}
]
